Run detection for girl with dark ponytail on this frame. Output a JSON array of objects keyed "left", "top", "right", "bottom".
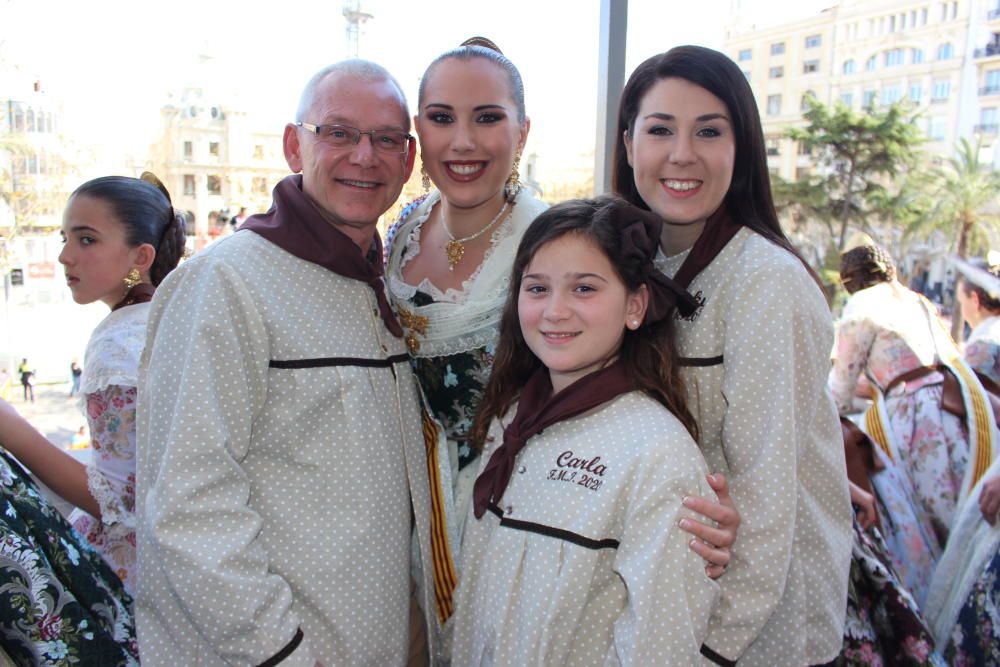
[{"left": 0, "top": 173, "right": 184, "bottom": 664}]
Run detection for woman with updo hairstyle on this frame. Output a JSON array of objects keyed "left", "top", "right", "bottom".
[
  {"left": 385, "top": 38, "right": 740, "bottom": 662},
  {"left": 830, "top": 243, "right": 995, "bottom": 610},
  {"left": 0, "top": 173, "right": 184, "bottom": 661}
]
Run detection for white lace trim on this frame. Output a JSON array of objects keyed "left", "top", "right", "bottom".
[
  {"left": 78, "top": 303, "right": 149, "bottom": 398},
  {"left": 386, "top": 190, "right": 549, "bottom": 358},
  {"left": 391, "top": 193, "right": 517, "bottom": 305},
  {"left": 85, "top": 462, "right": 135, "bottom": 529}
]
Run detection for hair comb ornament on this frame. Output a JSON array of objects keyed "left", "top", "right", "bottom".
[{"left": 461, "top": 36, "right": 503, "bottom": 54}]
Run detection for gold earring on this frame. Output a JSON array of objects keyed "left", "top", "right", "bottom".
[
  {"left": 123, "top": 268, "right": 141, "bottom": 290},
  {"left": 504, "top": 149, "right": 522, "bottom": 201},
  {"left": 420, "top": 164, "right": 431, "bottom": 193}
]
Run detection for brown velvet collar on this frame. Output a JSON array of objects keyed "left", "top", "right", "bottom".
[{"left": 241, "top": 174, "right": 402, "bottom": 337}]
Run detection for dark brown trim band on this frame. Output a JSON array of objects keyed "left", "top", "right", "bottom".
[
  {"left": 487, "top": 504, "right": 619, "bottom": 550},
  {"left": 258, "top": 628, "right": 304, "bottom": 667},
  {"left": 679, "top": 355, "right": 724, "bottom": 367},
  {"left": 269, "top": 354, "right": 409, "bottom": 369},
  {"left": 700, "top": 644, "right": 737, "bottom": 667}
]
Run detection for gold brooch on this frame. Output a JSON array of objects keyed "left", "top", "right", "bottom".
[{"left": 397, "top": 306, "right": 429, "bottom": 354}]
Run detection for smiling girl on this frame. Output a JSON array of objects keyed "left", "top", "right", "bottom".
[{"left": 451, "top": 196, "right": 720, "bottom": 666}]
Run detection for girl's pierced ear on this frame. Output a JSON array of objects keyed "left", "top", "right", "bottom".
[{"left": 629, "top": 319, "right": 640, "bottom": 329}]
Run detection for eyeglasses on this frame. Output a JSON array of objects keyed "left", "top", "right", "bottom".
[{"left": 296, "top": 122, "right": 412, "bottom": 154}]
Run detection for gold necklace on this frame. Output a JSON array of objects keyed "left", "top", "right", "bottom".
[{"left": 441, "top": 201, "right": 509, "bottom": 271}]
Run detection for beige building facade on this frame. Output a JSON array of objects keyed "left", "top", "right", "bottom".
[
  {"left": 150, "top": 86, "right": 289, "bottom": 245},
  {"left": 726, "top": 0, "right": 998, "bottom": 180}
]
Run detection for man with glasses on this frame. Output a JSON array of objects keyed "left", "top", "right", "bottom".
[{"left": 136, "top": 60, "right": 435, "bottom": 667}]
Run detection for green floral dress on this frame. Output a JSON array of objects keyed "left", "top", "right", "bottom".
[
  {"left": 404, "top": 289, "right": 493, "bottom": 471},
  {"left": 0, "top": 451, "right": 138, "bottom": 666}
]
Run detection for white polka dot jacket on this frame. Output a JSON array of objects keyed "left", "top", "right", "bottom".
[
  {"left": 655, "top": 227, "right": 853, "bottom": 667},
  {"left": 135, "top": 230, "right": 437, "bottom": 667}
]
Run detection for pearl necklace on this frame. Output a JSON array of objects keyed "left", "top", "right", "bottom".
[{"left": 441, "top": 201, "right": 510, "bottom": 271}]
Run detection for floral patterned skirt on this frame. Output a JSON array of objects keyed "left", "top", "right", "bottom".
[
  {"left": 943, "top": 548, "right": 1000, "bottom": 666},
  {"left": 830, "top": 519, "right": 945, "bottom": 666},
  {"left": 0, "top": 452, "right": 138, "bottom": 666}
]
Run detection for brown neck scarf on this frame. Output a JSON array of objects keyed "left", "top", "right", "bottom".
[
  {"left": 111, "top": 283, "right": 155, "bottom": 312},
  {"left": 472, "top": 361, "right": 635, "bottom": 519},
  {"left": 241, "top": 174, "right": 403, "bottom": 337},
  {"left": 669, "top": 204, "right": 742, "bottom": 291}
]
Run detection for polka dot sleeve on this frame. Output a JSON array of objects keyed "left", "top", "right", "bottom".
[{"left": 708, "top": 258, "right": 841, "bottom": 659}]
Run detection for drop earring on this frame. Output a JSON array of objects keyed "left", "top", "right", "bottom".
[
  {"left": 421, "top": 164, "right": 431, "bottom": 193},
  {"left": 123, "top": 268, "right": 141, "bottom": 290}
]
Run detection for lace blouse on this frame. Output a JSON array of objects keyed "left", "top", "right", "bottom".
[{"left": 69, "top": 302, "right": 148, "bottom": 593}]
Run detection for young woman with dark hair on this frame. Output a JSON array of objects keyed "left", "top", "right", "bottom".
[
  {"left": 0, "top": 173, "right": 185, "bottom": 594},
  {"left": 613, "top": 45, "right": 853, "bottom": 667},
  {"left": 453, "top": 196, "right": 720, "bottom": 665}
]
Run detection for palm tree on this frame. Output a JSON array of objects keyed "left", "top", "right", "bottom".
[{"left": 923, "top": 138, "right": 1000, "bottom": 339}]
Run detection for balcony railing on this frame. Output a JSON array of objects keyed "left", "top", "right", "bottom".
[
  {"left": 975, "top": 43, "right": 1000, "bottom": 58},
  {"left": 982, "top": 86, "right": 1000, "bottom": 95},
  {"left": 989, "top": 8, "right": 1000, "bottom": 20},
  {"left": 974, "top": 123, "right": 999, "bottom": 134}
]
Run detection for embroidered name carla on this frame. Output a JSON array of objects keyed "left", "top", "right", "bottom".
[{"left": 546, "top": 450, "right": 608, "bottom": 491}]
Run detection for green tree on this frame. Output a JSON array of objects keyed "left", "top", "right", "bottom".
[
  {"left": 788, "top": 97, "right": 924, "bottom": 251},
  {"left": 906, "top": 138, "right": 1000, "bottom": 338}
]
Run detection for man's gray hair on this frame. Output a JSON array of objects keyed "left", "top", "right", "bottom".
[{"left": 295, "top": 59, "right": 410, "bottom": 129}]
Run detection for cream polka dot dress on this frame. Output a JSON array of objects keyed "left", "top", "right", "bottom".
[
  {"left": 655, "top": 227, "right": 853, "bottom": 666},
  {"left": 136, "top": 231, "right": 436, "bottom": 667},
  {"left": 452, "top": 391, "right": 721, "bottom": 666}
]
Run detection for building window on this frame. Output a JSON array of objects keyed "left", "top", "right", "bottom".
[
  {"left": 912, "top": 48, "right": 924, "bottom": 64},
  {"left": 805, "top": 34, "right": 821, "bottom": 48},
  {"left": 951, "top": 1, "right": 958, "bottom": 19},
  {"left": 207, "top": 175, "right": 222, "bottom": 194},
  {"left": 803, "top": 60, "right": 819, "bottom": 74},
  {"left": 885, "top": 49, "right": 904, "bottom": 66},
  {"left": 767, "top": 94, "right": 782, "bottom": 116},
  {"left": 26, "top": 109, "right": 35, "bottom": 132},
  {"left": 929, "top": 116, "right": 947, "bottom": 140},
  {"left": 738, "top": 48, "right": 752, "bottom": 61},
  {"left": 921, "top": 7, "right": 928, "bottom": 24},
  {"left": 866, "top": 55, "right": 877, "bottom": 72},
  {"left": 843, "top": 59, "right": 856, "bottom": 74},
  {"left": 253, "top": 177, "right": 268, "bottom": 193},
  {"left": 798, "top": 140, "right": 812, "bottom": 155},
  {"left": 742, "top": 70, "right": 752, "bottom": 82},
  {"left": 863, "top": 89, "right": 877, "bottom": 107},
  {"left": 771, "top": 42, "right": 785, "bottom": 55},
  {"left": 937, "top": 43, "right": 954, "bottom": 60},
  {"left": 769, "top": 66, "right": 784, "bottom": 79},
  {"left": 889, "top": 15, "right": 896, "bottom": 32},
  {"left": 840, "top": 91, "right": 854, "bottom": 107},
  {"left": 932, "top": 79, "right": 951, "bottom": 100},
  {"left": 985, "top": 70, "right": 1000, "bottom": 94},
  {"left": 881, "top": 85, "right": 902, "bottom": 105},
  {"left": 981, "top": 107, "right": 998, "bottom": 125},
  {"left": 801, "top": 91, "right": 816, "bottom": 110},
  {"left": 183, "top": 174, "right": 196, "bottom": 196},
  {"left": 183, "top": 141, "right": 193, "bottom": 159},
  {"left": 766, "top": 136, "right": 781, "bottom": 156},
  {"left": 910, "top": 84, "right": 922, "bottom": 102},
  {"left": 253, "top": 144, "right": 264, "bottom": 159},
  {"left": 209, "top": 142, "right": 220, "bottom": 157}
]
